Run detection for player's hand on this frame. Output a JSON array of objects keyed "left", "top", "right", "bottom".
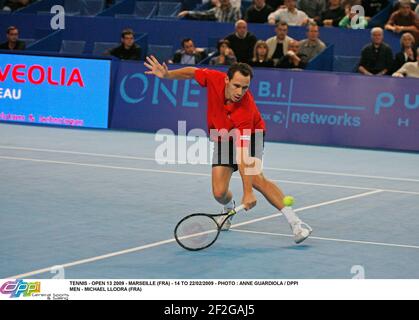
[
  {"left": 242, "top": 193, "right": 257, "bottom": 211},
  {"left": 144, "top": 56, "right": 170, "bottom": 79}
]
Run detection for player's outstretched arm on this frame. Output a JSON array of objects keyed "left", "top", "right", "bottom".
[{"left": 144, "top": 56, "right": 197, "bottom": 80}]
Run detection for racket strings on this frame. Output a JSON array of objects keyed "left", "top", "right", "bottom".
[{"left": 175, "top": 215, "right": 220, "bottom": 250}]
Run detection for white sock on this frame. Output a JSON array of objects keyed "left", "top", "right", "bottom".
[
  {"left": 223, "top": 198, "right": 235, "bottom": 212},
  {"left": 281, "top": 207, "right": 301, "bottom": 225}
]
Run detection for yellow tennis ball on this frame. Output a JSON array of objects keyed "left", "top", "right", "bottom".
[{"left": 283, "top": 196, "right": 294, "bottom": 207}]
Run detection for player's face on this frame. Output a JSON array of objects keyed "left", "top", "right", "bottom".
[{"left": 225, "top": 72, "right": 251, "bottom": 103}]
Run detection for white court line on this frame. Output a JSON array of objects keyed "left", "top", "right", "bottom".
[
  {"left": 1, "top": 145, "right": 418, "bottom": 183},
  {"left": 7, "top": 190, "right": 382, "bottom": 279},
  {"left": 231, "top": 229, "right": 419, "bottom": 250},
  {"left": 1, "top": 155, "right": 419, "bottom": 196}
]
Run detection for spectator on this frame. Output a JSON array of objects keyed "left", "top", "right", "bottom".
[
  {"left": 106, "top": 0, "right": 115, "bottom": 8},
  {"left": 276, "top": 40, "right": 308, "bottom": 68},
  {"left": 178, "top": 0, "right": 241, "bottom": 23},
  {"left": 358, "top": 27, "right": 394, "bottom": 75},
  {"left": 316, "top": 0, "right": 345, "bottom": 27},
  {"left": 224, "top": 20, "right": 258, "bottom": 63},
  {"left": 393, "top": 0, "right": 417, "bottom": 12},
  {"left": 297, "top": 0, "right": 327, "bottom": 20},
  {"left": 211, "top": 0, "right": 242, "bottom": 10},
  {"left": 266, "top": 22, "right": 294, "bottom": 65},
  {"left": 249, "top": 40, "right": 275, "bottom": 67},
  {"left": 209, "top": 39, "right": 237, "bottom": 65},
  {"left": 172, "top": 38, "right": 207, "bottom": 64},
  {"left": 2, "top": 0, "right": 30, "bottom": 12},
  {"left": 0, "top": 26, "right": 25, "bottom": 51},
  {"left": 245, "top": 0, "right": 274, "bottom": 23},
  {"left": 268, "top": 0, "right": 310, "bottom": 25},
  {"left": 392, "top": 32, "right": 417, "bottom": 73},
  {"left": 298, "top": 22, "right": 326, "bottom": 63},
  {"left": 108, "top": 29, "right": 141, "bottom": 61},
  {"left": 392, "top": 47, "right": 419, "bottom": 77},
  {"left": 266, "top": 0, "right": 284, "bottom": 10},
  {"left": 339, "top": 3, "right": 368, "bottom": 28},
  {"left": 361, "top": 0, "right": 390, "bottom": 19},
  {"left": 385, "top": 0, "right": 419, "bottom": 45}
]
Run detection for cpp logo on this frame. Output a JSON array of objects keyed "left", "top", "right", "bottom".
[
  {"left": 120, "top": 73, "right": 149, "bottom": 104},
  {"left": 0, "top": 280, "right": 41, "bottom": 298}
]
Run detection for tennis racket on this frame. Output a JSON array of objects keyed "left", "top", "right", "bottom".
[{"left": 174, "top": 204, "right": 246, "bottom": 251}]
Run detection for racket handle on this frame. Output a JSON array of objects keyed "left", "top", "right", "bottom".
[{"left": 234, "top": 204, "right": 246, "bottom": 213}]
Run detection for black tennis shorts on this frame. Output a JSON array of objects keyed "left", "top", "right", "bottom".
[{"left": 212, "top": 132, "right": 265, "bottom": 172}]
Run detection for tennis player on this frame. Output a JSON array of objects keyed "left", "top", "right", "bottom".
[{"left": 144, "top": 56, "right": 312, "bottom": 243}]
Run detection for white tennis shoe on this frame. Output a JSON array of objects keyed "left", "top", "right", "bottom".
[{"left": 291, "top": 220, "right": 313, "bottom": 244}]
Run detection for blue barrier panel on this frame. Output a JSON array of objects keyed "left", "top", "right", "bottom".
[
  {"left": 306, "top": 44, "right": 334, "bottom": 72},
  {"left": 27, "top": 30, "right": 63, "bottom": 52},
  {"left": 0, "top": 52, "right": 111, "bottom": 128},
  {"left": 369, "top": 3, "right": 393, "bottom": 28},
  {"left": 111, "top": 62, "right": 419, "bottom": 152}
]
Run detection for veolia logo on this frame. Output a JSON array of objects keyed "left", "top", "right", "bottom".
[{"left": 0, "top": 64, "right": 85, "bottom": 87}]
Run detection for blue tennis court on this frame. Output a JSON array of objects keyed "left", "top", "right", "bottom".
[{"left": 1, "top": 123, "right": 419, "bottom": 279}]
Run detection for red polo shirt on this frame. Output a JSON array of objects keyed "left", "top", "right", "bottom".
[{"left": 194, "top": 68, "right": 265, "bottom": 147}]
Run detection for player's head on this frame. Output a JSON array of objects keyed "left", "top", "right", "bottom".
[
  {"left": 121, "top": 28, "right": 135, "bottom": 48},
  {"left": 6, "top": 26, "right": 19, "bottom": 43},
  {"left": 225, "top": 63, "right": 253, "bottom": 103}
]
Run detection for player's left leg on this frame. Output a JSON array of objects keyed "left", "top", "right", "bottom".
[
  {"left": 212, "top": 166, "right": 236, "bottom": 231},
  {"left": 252, "top": 173, "right": 312, "bottom": 244}
]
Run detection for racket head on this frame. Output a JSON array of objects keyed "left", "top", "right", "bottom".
[{"left": 174, "top": 213, "right": 225, "bottom": 251}]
